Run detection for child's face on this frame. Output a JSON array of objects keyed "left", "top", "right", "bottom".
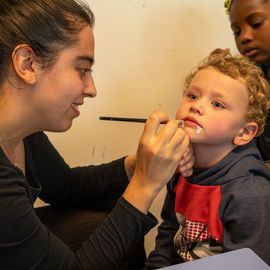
[
  {"left": 175, "top": 67, "right": 248, "bottom": 145},
  {"left": 230, "top": 0, "right": 270, "bottom": 64}
]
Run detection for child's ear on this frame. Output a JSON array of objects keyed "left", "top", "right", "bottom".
[
  {"left": 233, "top": 122, "right": 258, "bottom": 146},
  {"left": 11, "top": 44, "right": 37, "bottom": 84}
]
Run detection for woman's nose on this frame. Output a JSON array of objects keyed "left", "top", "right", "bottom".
[{"left": 84, "top": 74, "right": 97, "bottom": 98}]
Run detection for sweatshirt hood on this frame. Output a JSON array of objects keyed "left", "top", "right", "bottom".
[{"left": 187, "top": 140, "right": 270, "bottom": 186}]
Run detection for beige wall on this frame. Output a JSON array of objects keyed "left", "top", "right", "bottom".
[{"left": 47, "top": 0, "right": 236, "bottom": 255}]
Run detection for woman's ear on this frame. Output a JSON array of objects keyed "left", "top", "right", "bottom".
[
  {"left": 11, "top": 44, "right": 37, "bottom": 84},
  {"left": 233, "top": 121, "right": 258, "bottom": 146}
]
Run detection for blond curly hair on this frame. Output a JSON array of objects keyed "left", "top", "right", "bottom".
[{"left": 183, "top": 49, "right": 270, "bottom": 136}]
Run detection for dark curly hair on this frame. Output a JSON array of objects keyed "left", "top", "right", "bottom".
[{"left": 225, "top": 0, "right": 269, "bottom": 15}]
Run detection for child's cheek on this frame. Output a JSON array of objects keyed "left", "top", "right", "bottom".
[
  {"left": 175, "top": 100, "right": 187, "bottom": 119},
  {"left": 207, "top": 121, "right": 230, "bottom": 140},
  {"left": 175, "top": 108, "right": 182, "bottom": 119}
]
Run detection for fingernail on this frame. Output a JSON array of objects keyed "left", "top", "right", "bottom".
[{"left": 177, "top": 120, "right": 185, "bottom": 128}]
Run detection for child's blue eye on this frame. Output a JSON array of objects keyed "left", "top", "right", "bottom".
[
  {"left": 212, "top": 101, "right": 225, "bottom": 109},
  {"left": 186, "top": 93, "right": 198, "bottom": 100}
]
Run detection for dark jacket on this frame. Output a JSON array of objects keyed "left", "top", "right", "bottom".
[{"left": 146, "top": 141, "right": 270, "bottom": 269}]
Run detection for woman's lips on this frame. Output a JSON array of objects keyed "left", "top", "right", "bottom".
[{"left": 72, "top": 104, "right": 80, "bottom": 117}]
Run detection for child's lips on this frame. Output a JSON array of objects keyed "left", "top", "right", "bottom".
[
  {"left": 184, "top": 117, "right": 203, "bottom": 135},
  {"left": 184, "top": 117, "right": 201, "bottom": 128},
  {"left": 243, "top": 48, "right": 259, "bottom": 58}
]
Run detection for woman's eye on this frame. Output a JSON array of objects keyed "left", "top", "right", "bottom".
[
  {"left": 212, "top": 101, "right": 225, "bottom": 109},
  {"left": 78, "top": 68, "right": 92, "bottom": 77}
]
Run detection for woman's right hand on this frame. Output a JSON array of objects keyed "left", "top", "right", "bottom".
[{"left": 123, "top": 111, "right": 189, "bottom": 214}]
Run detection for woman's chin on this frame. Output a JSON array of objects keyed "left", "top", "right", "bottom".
[{"left": 46, "top": 122, "right": 73, "bottom": 133}]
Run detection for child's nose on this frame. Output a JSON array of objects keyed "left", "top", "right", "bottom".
[
  {"left": 190, "top": 103, "right": 203, "bottom": 115},
  {"left": 240, "top": 27, "right": 253, "bottom": 44}
]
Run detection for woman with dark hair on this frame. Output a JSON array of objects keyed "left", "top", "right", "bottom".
[{"left": 0, "top": 0, "right": 192, "bottom": 269}]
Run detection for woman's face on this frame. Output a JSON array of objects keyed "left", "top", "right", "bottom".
[{"left": 33, "top": 25, "right": 96, "bottom": 132}]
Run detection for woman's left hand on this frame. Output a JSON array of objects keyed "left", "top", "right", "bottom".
[{"left": 125, "top": 144, "right": 194, "bottom": 180}]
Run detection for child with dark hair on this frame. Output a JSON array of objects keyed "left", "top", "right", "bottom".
[
  {"left": 225, "top": 0, "right": 270, "bottom": 161},
  {"left": 145, "top": 49, "right": 270, "bottom": 269}
]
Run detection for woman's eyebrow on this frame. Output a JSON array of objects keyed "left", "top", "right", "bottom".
[{"left": 77, "top": 55, "right": 95, "bottom": 65}]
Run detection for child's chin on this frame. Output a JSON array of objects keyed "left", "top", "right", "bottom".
[
  {"left": 190, "top": 138, "right": 200, "bottom": 144},
  {"left": 251, "top": 55, "right": 267, "bottom": 64},
  {"left": 185, "top": 129, "right": 200, "bottom": 138},
  {"left": 188, "top": 132, "right": 203, "bottom": 143}
]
